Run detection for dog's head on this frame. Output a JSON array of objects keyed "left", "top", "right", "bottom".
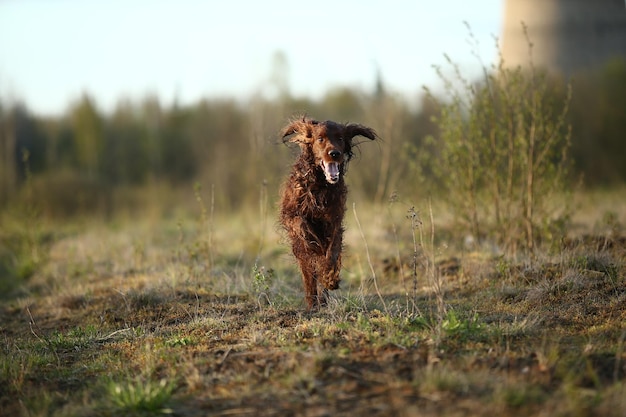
[{"left": 281, "top": 117, "right": 377, "bottom": 184}]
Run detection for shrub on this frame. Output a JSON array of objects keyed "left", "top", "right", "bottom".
[{"left": 426, "top": 26, "right": 573, "bottom": 254}]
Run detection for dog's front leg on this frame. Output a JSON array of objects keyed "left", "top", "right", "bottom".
[{"left": 322, "top": 227, "right": 343, "bottom": 291}]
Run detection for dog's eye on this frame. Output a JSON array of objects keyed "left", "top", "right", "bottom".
[{"left": 317, "top": 136, "right": 325, "bottom": 142}]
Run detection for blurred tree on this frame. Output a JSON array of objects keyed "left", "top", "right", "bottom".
[
  {"left": 0, "top": 102, "right": 16, "bottom": 205},
  {"left": 10, "top": 104, "right": 48, "bottom": 180},
  {"left": 268, "top": 50, "right": 291, "bottom": 100},
  {"left": 374, "top": 66, "right": 386, "bottom": 101},
  {"left": 392, "top": 92, "right": 441, "bottom": 199},
  {"left": 102, "top": 99, "right": 150, "bottom": 185},
  {"left": 70, "top": 94, "right": 104, "bottom": 177},
  {"left": 53, "top": 122, "right": 78, "bottom": 170},
  {"left": 139, "top": 95, "right": 164, "bottom": 182},
  {"left": 190, "top": 99, "right": 251, "bottom": 208},
  {"left": 320, "top": 87, "right": 364, "bottom": 122},
  {"left": 160, "top": 104, "right": 196, "bottom": 183},
  {"left": 369, "top": 92, "right": 411, "bottom": 205}
]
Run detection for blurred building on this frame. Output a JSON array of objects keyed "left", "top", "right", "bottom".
[{"left": 501, "top": 0, "right": 626, "bottom": 74}]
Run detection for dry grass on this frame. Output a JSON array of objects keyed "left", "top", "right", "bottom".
[{"left": 1, "top": 190, "right": 625, "bottom": 416}]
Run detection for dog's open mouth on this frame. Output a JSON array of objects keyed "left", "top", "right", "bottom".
[{"left": 321, "top": 160, "right": 340, "bottom": 184}]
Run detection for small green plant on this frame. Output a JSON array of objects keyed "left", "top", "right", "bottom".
[
  {"left": 355, "top": 312, "right": 373, "bottom": 333},
  {"left": 496, "top": 256, "right": 512, "bottom": 278},
  {"left": 252, "top": 262, "right": 275, "bottom": 307},
  {"left": 252, "top": 263, "right": 273, "bottom": 292},
  {"left": 106, "top": 377, "right": 175, "bottom": 415},
  {"left": 441, "top": 309, "right": 483, "bottom": 340},
  {"left": 165, "top": 336, "right": 194, "bottom": 347},
  {"left": 39, "top": 325, "right": 100, "bottom": 352}
]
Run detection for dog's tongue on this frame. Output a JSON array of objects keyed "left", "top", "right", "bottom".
[{"left": 324, "top": 161, "right": 340, "bottom": 183}]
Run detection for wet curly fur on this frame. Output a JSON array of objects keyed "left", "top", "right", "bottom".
[{"left": 279, "top": 117, "right": 377, "bottom": 309}]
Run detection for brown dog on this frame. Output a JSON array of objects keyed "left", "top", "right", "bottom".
[{"left": 278, "top": 117, "right": 377, "bottom": 309}]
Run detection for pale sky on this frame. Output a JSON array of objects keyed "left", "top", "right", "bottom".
[{"left": 0, "top": 0, "right": 503, "bottom": 116}]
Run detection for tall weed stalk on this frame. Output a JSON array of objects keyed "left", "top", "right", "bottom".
[{"left": 409, "top": 202, "right": 446, "bottom": 344}]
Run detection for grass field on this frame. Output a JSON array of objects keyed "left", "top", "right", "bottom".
[{"left": 1, "top": 188, "right": 625, "bottom": 416}]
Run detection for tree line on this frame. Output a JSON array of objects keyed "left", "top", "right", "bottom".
[{"left": 1, "top": 58, "right": 625, "bottom": 219}]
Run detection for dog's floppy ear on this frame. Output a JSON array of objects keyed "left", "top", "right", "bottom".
[
  {"left": 281, "top": 118, "right": 318, "bottom": 144},
  {"left": 344, "top": 124, "right": 377, "bottom": 141}
]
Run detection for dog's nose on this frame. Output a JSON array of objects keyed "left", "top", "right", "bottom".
[{"left": 329, "top": 150, "right": 341, "bottom": 159}]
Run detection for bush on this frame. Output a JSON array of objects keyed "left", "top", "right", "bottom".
[{"left": 425, "top": 28, "right": 573, "bottom": 254}]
